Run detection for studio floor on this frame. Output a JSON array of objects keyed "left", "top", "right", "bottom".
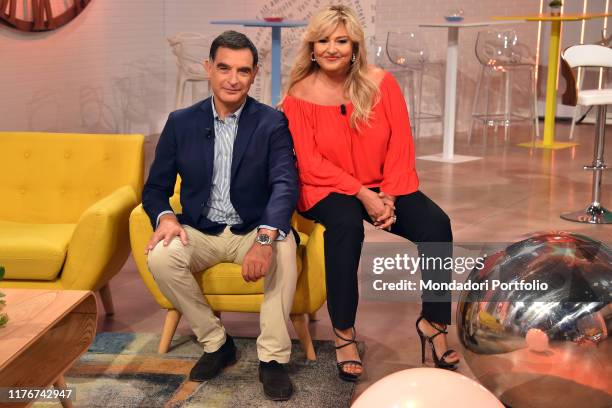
[{"left": 96, "top": 121, "right": 611, "bottom": 403}]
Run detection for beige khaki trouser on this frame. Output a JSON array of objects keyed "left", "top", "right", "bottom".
[{"left": 147, "top": 225, "right": 297, "bottom": 363}]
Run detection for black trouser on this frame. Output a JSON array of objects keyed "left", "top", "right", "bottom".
[{"left": 303, "top": 190, "right": 453, "bottom": 329}]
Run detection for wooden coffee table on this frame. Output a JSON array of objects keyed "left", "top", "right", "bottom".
[{"left": 0, "top": 289, "right": 97, "bottom": 408}]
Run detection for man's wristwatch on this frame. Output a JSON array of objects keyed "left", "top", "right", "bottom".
[{"left": 255, "top": 233, "right": 273, "bottom": 246}]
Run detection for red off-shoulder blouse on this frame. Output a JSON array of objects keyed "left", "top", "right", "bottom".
[{"left": 282, "top": 71, "right": 419, "bottom": 212}]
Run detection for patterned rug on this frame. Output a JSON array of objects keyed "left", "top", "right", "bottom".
[{"left": 33, "top": 333, "right": 355, "bottom": 408}]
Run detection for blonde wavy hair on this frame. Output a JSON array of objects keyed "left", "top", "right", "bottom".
[{"left": 284, "top": 5, "right": 379, "bottom": 128}]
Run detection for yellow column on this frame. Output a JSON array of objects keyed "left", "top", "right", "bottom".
[{"left": 543, "top": 20, "right": 561, "bottom": 146}]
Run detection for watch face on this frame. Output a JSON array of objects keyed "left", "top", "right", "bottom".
[
  {"left": 256, "top": 233, "right": 272, "bottom": 245},
  {"left": 1, "top": 0, "right": 92, "bottom": 32}
]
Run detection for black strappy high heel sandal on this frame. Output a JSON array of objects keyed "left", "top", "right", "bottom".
[
  {"left": 333, "top": 327, "right": 363, "bottom": 382},
  {"left": 416, "top": 316, "right": 459, "bottom": 370}
]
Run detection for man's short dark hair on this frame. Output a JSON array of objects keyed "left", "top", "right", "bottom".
[{"left": 209, "top": 30, "right": 259, "bottom": 67}]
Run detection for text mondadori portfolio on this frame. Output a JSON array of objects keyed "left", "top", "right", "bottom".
[{"left": 372, "top": 279, "right": 549, "bottom": 291}]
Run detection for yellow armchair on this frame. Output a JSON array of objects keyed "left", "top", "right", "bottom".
[
  {"left": 129, "top": 194, "right": 327, "bottom": 359},
  {"left": 0, "top": 132, "right": 144, "bottom": 315}
]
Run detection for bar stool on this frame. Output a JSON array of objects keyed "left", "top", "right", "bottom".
[
  {"left": 469, "top": 30, "right": 539, "bottom": 144},
  {"left": 568, "top": 29, "right": 612, "bottom": 140},
  {"left": 385, "top": 31, "right": 444, "bottom": 139},
  {"left": 366, "top": 36, "right": 413, "bottom": 123},
  {"left": 168, "top": 32, "right": 213, "bottom": 109},
  {"left": 368, "top": 34, "right": 421, "bottom": 110},
  {"left": 561, "top": 44, "right": 611, "bottom": 224},
  {"left": 366, "top": 36, "right": 386, "bottom": 66}
]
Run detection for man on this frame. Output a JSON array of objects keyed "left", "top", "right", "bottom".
[{"left": 143, "top": 31, "right": 298, "bottom": 401}]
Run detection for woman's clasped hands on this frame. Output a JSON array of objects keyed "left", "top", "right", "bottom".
[{"left": 356, "top": 187, "right": 397, "bottom": 230}]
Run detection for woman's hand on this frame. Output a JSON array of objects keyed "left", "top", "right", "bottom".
[
  {"left": 375, "top": 191, "right": 397, "bottom": 230},
  {"left": 377, "top": 192, "right": 396, "bottom": 230},
  {"left": 378, "top": 191, "right": 396, "bottom": 209},
  {"left": 375, "top": 206, "right": 396, "bottom": 230},
  {"left": 357, "top": 186, "right": 387, "bottom": 224}
]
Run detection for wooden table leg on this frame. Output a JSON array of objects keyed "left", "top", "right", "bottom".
[{"left": 54, "top": 375, "right": 73, "bottom": 408}]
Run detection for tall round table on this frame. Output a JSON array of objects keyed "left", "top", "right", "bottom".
[
  {"left": 493, "top": 13, "right": 612, "bottom": 149},
  {"left": 418, "top": 20, "right": 520, "bottom": 163},
  {"left": 210, "top": 19, "right": 307, "bottom": 106}
]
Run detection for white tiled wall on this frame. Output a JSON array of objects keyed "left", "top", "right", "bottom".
[
  {"left": 0, "top": 0, "right": 608, "bottom": 135},
  {"left": 0, "top": 0, "right": 372, "bottom": 134},
  {"left": 0, "top": 1, "right": 168, "bottom": 134}
]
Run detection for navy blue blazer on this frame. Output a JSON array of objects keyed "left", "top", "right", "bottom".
[{"left": 142, "top": 96, "right": 298, "bottom": 236}]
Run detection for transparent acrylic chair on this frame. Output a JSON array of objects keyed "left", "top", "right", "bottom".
[
  {"left": 366, "top": 36, "right": 386, "bottom": 66},
  {"left": 469, "top": 30, "right": 539, "bottom": 144},
  {"left": 385, "top": 31, "right": 444, "bottom": 139},
  {"left": 366, "top": 35, "right": 411, "bottom": 122},
  {"left": 168, "top": 32, "right": 214, "bottom": 109}
]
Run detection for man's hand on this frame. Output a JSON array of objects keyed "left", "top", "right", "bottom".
[
  {"left": 145, "top": 213, "right": 188, "bottom": 254},
  {"left": 241, "top": 242, "right": 273, "bottom": 282}
]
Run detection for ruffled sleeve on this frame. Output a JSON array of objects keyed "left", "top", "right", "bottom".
[
  {"left": 379, "top": 74, "right": 419, "bottom": 195},
  {"left": 282, "top": 97, "right": 362, "bottom": 194}
]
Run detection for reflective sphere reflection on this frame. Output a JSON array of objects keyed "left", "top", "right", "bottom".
[{"left": 457, "top": 232, "right": 612, "bottom": 408}]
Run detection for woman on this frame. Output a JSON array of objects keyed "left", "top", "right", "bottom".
[{"left": 281, "top": 5, "right": 460, "bottom": 381}]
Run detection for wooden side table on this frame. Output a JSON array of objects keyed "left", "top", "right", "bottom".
[{"left": 0, "top": 289, "right": 97, "bottom": 408}]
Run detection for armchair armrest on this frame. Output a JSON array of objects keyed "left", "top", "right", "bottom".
[
  {"left": 129, "top": 204, "right": 174, "bottom": 309},
  {"left": 292, "top": 223, "right": 327, "bottom": 313},
  {"left": 60, "top": 185, "right": 138, "bottom": 290}
]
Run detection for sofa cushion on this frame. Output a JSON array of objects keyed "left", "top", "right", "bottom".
[
  {"left": 0, "top": 132, "right": 144, "bottom": 224},
  {"left": 0, "top": 220, "right": 76, "bottom": 280}
]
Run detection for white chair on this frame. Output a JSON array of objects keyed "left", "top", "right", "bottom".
[
  {"left": 568, "top": 29, "right": 612, "bottom": 140},
  {"left": 168, "top": 33, "right": 213, "bottom": 109},
  {"left": 561, "top": 44, "right": 612, "bottom": 224},
  {"left": 469, "top": 30, "right": 539, "bottom": 144}
]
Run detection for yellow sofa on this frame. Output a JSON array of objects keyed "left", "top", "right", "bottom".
[
  {"left": 0, "top": 132, "right": 144, "bottom": 315},
  {"left": 129, "top": 189, "right": 327, "bottom": 359}
]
